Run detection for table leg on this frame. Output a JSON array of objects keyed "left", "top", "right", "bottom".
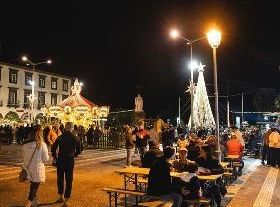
[
  {"left": 109, "top": 193, "right": 112, "bottom": 207},
  {"left": 135, "top": 174, "right": 138, "bottom": 205},
  {"left": 124, "top": 175, "right": 127, "bottom": 206}
]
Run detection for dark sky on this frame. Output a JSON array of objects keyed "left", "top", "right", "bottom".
[{"left": 1, "top": 0, "right": 280, "bottom": 122}]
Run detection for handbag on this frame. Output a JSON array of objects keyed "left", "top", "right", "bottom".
[{"left": 19, "top": 146, "right": 37, "bottom": 182}]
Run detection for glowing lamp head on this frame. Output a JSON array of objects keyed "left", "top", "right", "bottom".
[
  {"left": 170, "top": 29, "right": 179, "bottom": 39},
  {"left": 80, "top": 82, "right": 83, "bottom": 87},
  {"left": 207, "top": 29, "right": 221, "bottom": 48},
  {"left": 47, "top": 59, "right": 52, "bottom": 64},
  {"left": 189, "top": 60, "right": 198, "bottom": 71},
  {"left": 22, "top": 56, "right": 28, "bottom": 61}
]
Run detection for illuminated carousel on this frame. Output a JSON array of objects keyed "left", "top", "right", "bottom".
[{"left": 42, "top": 79, "right": 109, "bottom": 128}]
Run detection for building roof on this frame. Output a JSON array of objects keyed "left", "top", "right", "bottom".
[{"left": 0, "top": 61, "right": 73, "bottom": 80}]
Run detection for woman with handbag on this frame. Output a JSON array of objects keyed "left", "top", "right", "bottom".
[{"left": 22, "top": 125, "right": 49, "bottom": 207}]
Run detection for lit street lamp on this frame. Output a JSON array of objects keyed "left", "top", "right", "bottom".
[
  {"left": 207, "top": 28, "right": 222, "bottom": 160},
  {"left": 22, "top": 56, "right": 52, "bottom": 123},
  {"left": 170, "top": 29, "right": 206, "bottom": 129}
]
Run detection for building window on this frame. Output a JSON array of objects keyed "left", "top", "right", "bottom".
[
  {"left": 63, "top": 80, "right": 69, "bottom": 91},
  {"left": 51, "top": 93, "right": 57, "bottom": 105},
  {"left": 9, "top": 69, "right": 18, "bottom": 84},
  {"left": 25, "top": 72, "right": 33, "bottom": 85},
  {"left": 38, "top": 92, "right": 45, "bottom": 109},
  {"left": 8, "top": 88, "right": 17, "bottom": 107},
  {"left": 51, "top": 78, "right": 57, "bottom": 90},
  {"left": 62, "top": 94, "right": 68, "bottom": 101},
  {"left": 39, "top": 75, "right": 46, "bottom": 88},
  {"left": 24, "top": 90, "right": 31, "bottom": 108}
]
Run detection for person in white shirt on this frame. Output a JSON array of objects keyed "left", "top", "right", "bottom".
[{"left": 22, "top": 125, "right": 49, "bottom": 207}]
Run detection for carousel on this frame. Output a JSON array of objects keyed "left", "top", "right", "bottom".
[{"left": 42, "top": 79, "right": 109, "bottom": 128}]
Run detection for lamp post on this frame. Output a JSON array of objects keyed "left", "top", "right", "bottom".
[
  {"left": 207, "top": 28, "right": 222, "bottom": 160},
  {"left": 22, "top": 56, "right": 52, "bottom": 123},
  {"left": 170, "top": 30, "right": 205, "bottom": 129}
]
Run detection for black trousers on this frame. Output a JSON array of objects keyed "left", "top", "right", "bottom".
[
  {"left": 57, "top": 157, "right": 74, "bottom": 198},
  {"left": 270, "top": 148, "right": 280, "bottom": 167},
  {"left": 28, "top": 182, "right": 40, "bottom": 201},
  {"left": 262, "top": 145, "right": 268, "bottom": 162}
]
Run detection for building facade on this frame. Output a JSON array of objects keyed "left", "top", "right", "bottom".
[{"left": 0, "top": 61, "right": 72, "bottom": 122}]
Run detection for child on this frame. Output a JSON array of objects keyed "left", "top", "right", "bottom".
[{"left": 180, "top": 163, "right": 202, "bottom": 200}]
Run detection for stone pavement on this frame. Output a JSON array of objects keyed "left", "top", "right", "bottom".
[{"left": 224, "top": 158, "right": 280, "bottom": 207}]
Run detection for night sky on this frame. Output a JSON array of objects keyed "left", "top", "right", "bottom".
[{"left": 1, "top": 0, "right": 279, "bottom": 123}]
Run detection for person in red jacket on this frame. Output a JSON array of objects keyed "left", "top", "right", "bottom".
[{"left": 227, "top": 134, "right": 244, "bottom": 175}]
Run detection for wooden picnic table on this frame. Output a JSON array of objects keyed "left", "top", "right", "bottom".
[
  {"left": 115, "top": 166, "right": 223, "bottom": 190},
  {"left": 225, "top": 155, "right": 240, "bottom": 159}
]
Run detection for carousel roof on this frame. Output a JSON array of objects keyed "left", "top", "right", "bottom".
[
  {"left": 59, "top": 78, "right": 97, "bottom": 108},
  {"left": 59, "top": 94, "right": 97, "bottom": 108}
]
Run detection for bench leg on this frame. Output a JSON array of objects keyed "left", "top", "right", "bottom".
[
  {"left": 109, "top": 193, "right": 112, "bottom": 207},
  {"left": 114, "top": 192, "right": 118, "bottom": 207}
]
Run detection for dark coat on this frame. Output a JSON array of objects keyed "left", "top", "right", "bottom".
[
  {"left": 147, "top": 156, "right": 172, "bottom": 196},
  {"left": 142, "top": 147, "right": 163, "bottom": 168},
  {"left": 196, "top": 157, "right": 224, "bottom": 175}
]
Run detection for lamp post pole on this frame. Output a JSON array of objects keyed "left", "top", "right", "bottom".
[
  {"left": 207, "top": 29, "right": 222, "bottom": 161},
  {"left": 22, "top": 56, "right": 52, "bottom": 123},
  {"left": 170, "top": 30, "right": 206, "bottom": 130}
]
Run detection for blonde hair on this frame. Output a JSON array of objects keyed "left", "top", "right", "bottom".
[{"left": 34, "top": 125, "right": 44, "bottom": 148}]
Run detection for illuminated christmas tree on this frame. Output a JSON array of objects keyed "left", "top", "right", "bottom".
[{"left": 188, "top": 63, "right": 215, "bottom": 129}]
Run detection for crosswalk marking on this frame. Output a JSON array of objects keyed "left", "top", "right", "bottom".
[
  {"left": 253, "top": 168, "right": 279, "bottom": 207},
  {"left": 0, "top": 149, "right": 127, "bottom": 181}
]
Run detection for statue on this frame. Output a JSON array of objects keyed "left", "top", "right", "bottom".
[{"left": 135, "top": 94, "right": 143, "bottom": 112}]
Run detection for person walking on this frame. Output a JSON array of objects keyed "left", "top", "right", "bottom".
[
  {"left": 124, "top": 125, "right": 136, "bottom": 166},
  {"left": 22, "top": 125, "right": 49, "bottom": 207},
  {"left": 262, "top": 129, "right": 271, "bottom": 165},
  {"left": 269, "top": 127, "right": 280, "bottom": 167},
  {"left": 52, "top": 122, "right": 81, "bottom": 207}
]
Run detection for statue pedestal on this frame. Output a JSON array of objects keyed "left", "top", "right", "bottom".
[{"left": 132, "top": 111, "right": 146, "bottom": 126}]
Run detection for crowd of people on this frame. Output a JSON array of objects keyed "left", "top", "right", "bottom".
[
  {"left": 1, "top": 118, "right": 278, "bottom": 207},
  {"left": 123, "top": 120, "right": 271, "bottom": 207},
  {"left": 0, "top": 123, "right": 103, "bottom": 149}
]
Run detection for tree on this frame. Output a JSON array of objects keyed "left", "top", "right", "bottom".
[{"left": 253, "top": 88, "right": 277, "bottom": 112}]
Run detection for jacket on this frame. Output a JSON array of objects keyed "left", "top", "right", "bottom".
[
  {"left": 52, "top": 131, "right": 81, "bottom": 159},
  {"left": 227, "top": 139, "right": 244, "bottom": 156},
  {"left": 47, "top": 128, "right": 62, "bottom": 145},
  {"left": 142, "top": 147, "right": 163, "bottom": 168},
  {"left": 125, "top": 133, "right": 135, "bottom": 149},
  {"left": 196, "top": 157, "right": 224, "bottom": 175},
  {"left": 269, "top": 131, "right": 280, "bottom": 148},
  {"left": 22, "top": 141, "right": 49, "bottom": 182},
  {"left": 147, "top": 156, "right": 172, "bottom": 196}
]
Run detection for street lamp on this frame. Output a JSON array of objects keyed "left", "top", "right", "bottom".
[
  {"left": 22, "top": 55, "right": 52, "bottom": 123},
  {"left": 207, "top": 28, "right": 222, "bottom": 160},
  {"left": 170, "top": 29, "right": 206, "bottom": 129}
]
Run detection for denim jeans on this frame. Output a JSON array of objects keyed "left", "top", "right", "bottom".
[
  {"left": 126, "top": 148, "right": 134, "bottom": 166},
  {"left": 160, "top": 192, "right": 182, "bottom": 207}
]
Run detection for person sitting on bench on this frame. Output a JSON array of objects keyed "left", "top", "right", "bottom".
[{"left": 147, "top": 147, "right": 182, "bottom": 207}]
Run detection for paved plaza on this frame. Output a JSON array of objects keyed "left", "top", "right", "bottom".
[{"left": 0, "top": 145, "right": 279, "bottom": 206}]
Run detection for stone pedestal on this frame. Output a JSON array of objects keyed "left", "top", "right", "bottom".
[{"left": 132, "top": 111, "right": 146, "bottom": 126}]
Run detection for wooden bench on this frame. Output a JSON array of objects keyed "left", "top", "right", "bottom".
[
  {"left": 103, "top": 187, "right": 146, "bottom": 206},
  {"left": 138, "top": 201, "right": 173, "bottom": 207},
  {"left": 103, "top": 187, "right": 172, "bottom": 207},
  {"left": 223, "top": 172, "right": 233, "bottom": 185},
  {"left": 183, "top": 198, "right": 211, "bottom": 207}
]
